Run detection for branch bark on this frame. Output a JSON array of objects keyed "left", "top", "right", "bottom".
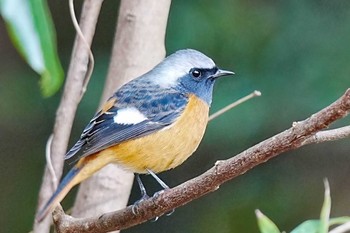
[
  {"left": 302, "top": 125, "right": 350, "bottom": 145},
  {"left": 70, "top": 0, "right": 171, "bottom": 228},
  {"left": 53, "top": 88, "right": 350, "bottom": 233},
  {"left": 33, "top": 1, "right": 103, "bottom": 232}
]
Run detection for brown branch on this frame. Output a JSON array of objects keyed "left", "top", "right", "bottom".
[
  {"left": 52, "top": 88, "right": 350, "bottom": 233},
  {"left": 302, "top": 125, "right": 350, "bottom": 145},
  {"left": 33, "top": 1, "right": 103, "bottom": 232}
]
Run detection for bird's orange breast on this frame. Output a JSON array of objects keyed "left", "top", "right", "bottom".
[{"left": 97, "top": 94, "right": 209, "bottom": 173}]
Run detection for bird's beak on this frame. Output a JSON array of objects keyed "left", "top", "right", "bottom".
[{"left": 213, "top": 69, "right": 235, "bottom": 79}]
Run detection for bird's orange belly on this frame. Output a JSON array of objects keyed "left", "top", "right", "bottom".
[{"left": 100, "top": 95, "right": 209, "bottom": 173}]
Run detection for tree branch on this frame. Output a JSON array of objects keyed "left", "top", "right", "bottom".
[
  {"left": 33, "top": 1, "right": 103, "bottom": 232},
  {"left": 52, "top": 88, "right": 350, "bottom": 233},
  {"left": 302, "top": 125, "right": 350, "bottom": 145}
]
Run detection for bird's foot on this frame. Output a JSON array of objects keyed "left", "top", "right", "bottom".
[
  {"left": 132, "top": 193, "right": 150, "bottom": 215},
  {"left": 151, "top": 188, "right": 175, "bottom": 216},
  {"left": 166, "top": 208, "right": 175, "bottom": 216}
]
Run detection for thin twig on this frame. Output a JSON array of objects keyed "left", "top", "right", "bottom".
[
  {"left": 53, "top": 89, "right": 350, "bottom": 233},
  {"left": 209, "top": 90, "right": 261, "bottom": 121},
  {"left": 69, "top": 0, "right": 95, "bottom": 97},
  {"left": 302, "top": 125, "right": 350, "bottom": 145},
  {"left": 45, "top": 134, "right": 57, "bottom": 188}
]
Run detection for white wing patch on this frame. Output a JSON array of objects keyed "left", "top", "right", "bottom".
[{"left": 113, "top": 107, "right": 148, "bottom": 125}]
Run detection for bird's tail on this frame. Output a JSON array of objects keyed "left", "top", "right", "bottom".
[{"left": 35, "top": 152, "right": 114, "bottom": 222}]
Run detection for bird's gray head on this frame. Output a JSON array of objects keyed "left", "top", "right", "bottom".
[{"left": 151, "top": 49, "right": 234, "bottom": 105}]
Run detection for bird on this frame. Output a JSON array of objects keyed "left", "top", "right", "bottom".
[{"left": 36, "top": 49, "right": 234, "bottom": 221}]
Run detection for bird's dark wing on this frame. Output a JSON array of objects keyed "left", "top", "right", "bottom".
[{"left": 65, "top": 90, "right": 188, "bottom": 160}]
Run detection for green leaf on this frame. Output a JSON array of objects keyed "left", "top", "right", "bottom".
[
  {"left": 291, "top": 220, "right": 320, "bottom": 233},
  {"left": 291, "top": 217, "right": 350, "bottom": 233},
  {"left": 319, "top": 179, "right": 331, "bottom": 233},
  {"left": 291, "top": 181, "right": 350, "bottom": 233},
  {"left": 256, "top": 209, "right": 281, "bottom": 233},
  {"left": 0, "top": 0, "right": 63, "bottom": 97}
]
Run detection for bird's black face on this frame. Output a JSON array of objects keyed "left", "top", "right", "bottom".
[
  {"left": 189, "top": 67, "right": 219, "bottom": 82},
  {"left": 177, "top": 66, "right": 233, "bottom": 105},
  {"left": 189, "top": 67, "right": 234, "bottom": 82}
]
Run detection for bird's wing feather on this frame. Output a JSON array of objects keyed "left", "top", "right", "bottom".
[
  {"left": 65, "top": 89, "right": 188, "bottom": 160},
  {"left": 80, "top": 120, "right": 163, "bottom": 157}
]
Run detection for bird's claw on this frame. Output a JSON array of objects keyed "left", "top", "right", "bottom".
[
  {"left": 132, "top": 193, "right": 150, "bottom": 215},
  {"left": 152, "top": 189, "right": 175, "bottom": 216},
  {"left": 166, "top": 209, "right": 175, "bottom": 216}
]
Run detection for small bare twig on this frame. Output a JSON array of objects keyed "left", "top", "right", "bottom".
[
  {"left": 44, "top": 134, "right": 57, "bottom": 188},
  {"left": 302, "top": 125, "right": 350, "bottom": 145},
  {"left": 68, "top": 0, "right": 95, "bottom": 96},
  {"left": 52, "top": 89, "right": 350, "bottom": 233},
  {"left": 209, "top": 90, "right": 261, "bottom": 121}
]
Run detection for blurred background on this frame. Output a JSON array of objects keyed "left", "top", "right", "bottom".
[{"left": 1, "top": 0, "right": 350, "bottom": 232}]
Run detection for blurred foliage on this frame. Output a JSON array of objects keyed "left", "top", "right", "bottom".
[
  {"left": 256, "top": 210, "right": 281, "bottom": 233},
  {"left": 0, "top": 0, "right": 63, "bottom": 97},
  {"left": 1, "top": 0, "right": 350, "bottom": 232},
  {"left": 256, "top": 180, "right": 350, "bottom": 233}
]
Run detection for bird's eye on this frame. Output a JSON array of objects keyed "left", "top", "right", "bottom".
[{"left": 191, "top": 69, "right": 202, "bottom": 78}]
